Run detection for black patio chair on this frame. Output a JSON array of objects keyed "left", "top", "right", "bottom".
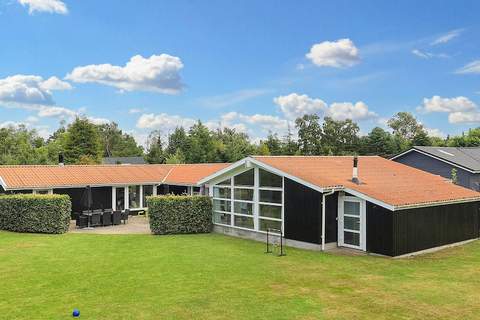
[
  {"left": 121, "top": 209, "right": 130, "bottom": 224},
  {"left": 75, "top": 213, "right": 88, "bottom": 228},
  {"left": 102, "top": 209, "right": 112, "bottom": 226},
  {"left": 90, "top": 211, "right": 102, "bottom": 227},
  {"left": 112, "top": 210, "right": 121, "bottom": 225}
]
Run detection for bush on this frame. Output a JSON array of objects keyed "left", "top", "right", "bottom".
[
  {"left": 147, "top": 195, "right": 212, "bottom": 235},
  {"left": 0, "top": 194, "right": 71, "bottom": 234}
]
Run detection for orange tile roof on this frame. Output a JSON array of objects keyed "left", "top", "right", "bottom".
[
  {"left": 253, "top": 156, "right": 480, "bottom": 208},
  {"left": 0, "top": 163, "right": 229, "bottom": 190}
]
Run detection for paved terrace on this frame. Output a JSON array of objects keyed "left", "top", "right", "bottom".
[{"left": 69, "top": 216, "right": 151, "bottom": 234}]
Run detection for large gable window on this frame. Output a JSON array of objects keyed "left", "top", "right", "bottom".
[{"left": 211, "top": 167, "right": 283, "bottom": 234}]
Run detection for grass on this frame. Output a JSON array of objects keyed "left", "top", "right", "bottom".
[{"left": 1, "top": 232, "right": 480, "bottom": 320}]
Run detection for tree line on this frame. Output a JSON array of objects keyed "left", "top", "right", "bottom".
[{"left": 1, "top": 111, "right": 479, "bottom": 165}]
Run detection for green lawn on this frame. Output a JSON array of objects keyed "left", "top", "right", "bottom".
[{"left": 1, "top": 232, "right": 480, "bottom": 320}]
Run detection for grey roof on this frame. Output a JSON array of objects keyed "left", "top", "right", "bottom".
[
  {"left": 412, "top": 146, "right": 480, "bottom": 172},
  {"left": 102, "top": 157, "right": 146, "bottom": 165}
]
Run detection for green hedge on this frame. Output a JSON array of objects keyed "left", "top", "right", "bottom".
[
  {"left": 147, "top": 195, "right": 212, "bottom": 235},
  {"left": 0, "top": 194, "right": 71, "bottom": 234}
]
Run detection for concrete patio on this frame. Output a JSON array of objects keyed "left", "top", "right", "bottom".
[{"left": 69, "top": 215, "right": 151, "bottom": 234}]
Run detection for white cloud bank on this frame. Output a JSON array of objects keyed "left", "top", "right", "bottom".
[
  {"left": 306, "top": 39, "right": 360, "bottom": 68},
  {"left": 274, "top": 93, "right": 377, "bottom": 122},
  {"left": 66, "top": 54, "right": 184, "bottom": 94},
  {"left": 418, "top": 95, "right": 480, "bottom": 124},
  {"left": 18, "top": 0, "right": 68, "bottom": 15}
]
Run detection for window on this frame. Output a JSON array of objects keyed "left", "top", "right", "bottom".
[
  {"left": 116, "top": 187, "right": 125, "bottom": 210},
  {"left": 213, "top": 187, "right": 231, "bottom": 199},
  {"left": 259, "top": 190, "right": 282, "bottom": 204},
  {"left": 129, "top": 185, "right": 140, "bottom": 209},
  {"left": 234, "top": 216, "right": 254, "bottom": 229},
  {"left": 212, "top": 166, "right": 284, "bottom": 234},
  {"left": 192, "top": 187, "right": 201, "bottom": 195},
  {"left": 213, "top": 199, "right": 231, "bottom": 212},
  {"left": 234, "top": 169, "right": 254, "bottom": 187},
  {"left": 234, "top": 201, "right": 253, "bottom": 215},
  {"left": 34, "top": 189, "right": 50, "bottom": 195},
  {"left": 234, "top": 188, "right": 253, "bottom": 201},
  {"left": 259, "top": 169, "right": 282, "bottom": 188},
  {"left": 142, "top": 185, "right": 153, "bottom": 207},
  {"left": 259, "top": 204, "right": 281, "bottom": 219},
  {"left": 213, "top": 212, "right": 231, "bottom": 225}
]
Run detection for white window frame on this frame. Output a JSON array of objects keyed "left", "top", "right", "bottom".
[
  {"left": 33, "top": 189, "right": 53, "bottom": 195},
  {"left": 338, "top": 195, "right": 366, "bottom": 251}
]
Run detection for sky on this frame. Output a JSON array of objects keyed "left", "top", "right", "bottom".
[{"left": 0, "top": 0, "right": 479, "bottom": 145}]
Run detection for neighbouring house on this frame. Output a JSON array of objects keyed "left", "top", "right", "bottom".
[
  {"left": 0, "top": 163, "right": 228, "bottom": 214},
  {"left": 392, "top": 146, "right": 480, "bottom": 191},
  {"left": 199, "top": 156, "right": 480, "bottom": 257},
  {"left": 102, "top": 156, "right": 146, "bottom": 165},
  {"left": 0, "top": 156, "right": 479, "bottom": 257}
]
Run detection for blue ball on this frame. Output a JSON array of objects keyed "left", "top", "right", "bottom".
[{"left": 72, "top": 309, "right": 80, "bottom": 317}]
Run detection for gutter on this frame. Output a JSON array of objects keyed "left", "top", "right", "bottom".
[{"left": 321, "top": 189, "right": 336, "bottom": 251}]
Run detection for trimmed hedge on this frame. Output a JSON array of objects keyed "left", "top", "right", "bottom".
[
  {"left": 147, "top": 195, "right": 212, "bottom": 235},
  {"left": 0, "top": 194, "right": 71, "bottom": 234}
]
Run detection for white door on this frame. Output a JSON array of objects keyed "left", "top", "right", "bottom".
[{"left": 338, "top": 195, "right": 366, "bottom": 251}]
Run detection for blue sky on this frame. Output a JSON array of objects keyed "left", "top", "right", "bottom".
[{"left": 0, "top": 0, "right": 479, "bottom": 144}]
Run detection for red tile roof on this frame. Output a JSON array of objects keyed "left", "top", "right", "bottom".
[
  {"left": 0, "top": 163, "right": 229, "bottom": 190},
  {"left": 253, "top": 156, "right": 480, "bottom": 208}
]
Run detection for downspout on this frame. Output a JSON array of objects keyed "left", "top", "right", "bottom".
[{"left": 322, "top": 189, "right": 335, "bottom": 251}]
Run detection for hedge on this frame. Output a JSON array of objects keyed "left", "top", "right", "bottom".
[
  {"left": 147, "top": 195, "right": 212, "bottom": 235},
  {"left": 0, "top": 194, "right": 71, "bottom": 234}
]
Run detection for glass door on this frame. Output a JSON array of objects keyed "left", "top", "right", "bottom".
[
  {"left": 116, "top": 187, "right": 125, "bottom": 211},
  {"left": 338, "top": 196, "right": 365, "bottom": 250}
]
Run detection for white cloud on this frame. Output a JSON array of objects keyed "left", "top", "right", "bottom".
[
  {"left": 66, "top": 54, "right": 184, "bottom": 94},
  {"left": 411, "top": 49, "right": 449, "bottom": 59},
  {"left": 199, "top": 89, "right": 271, "bottom": 108},
  {"left": 136, "top": 113, "right": 196, "bottom": 131},
  {"left": 456, "top": 60, "right": 480, "bottom": 74},
  {"left": 274, "top": 93, "right": 327, "bottom": 120},
  {"left": 88, "top": 116, "right": 110, "bottom": 125},
  {"left": 425, "top": 128, "right": 446, "bottom": 138},
  {"left": 18, "top": 0, "right": 68, "bottom": 15},
  {"left": 431, "top": 29, "right": 463, "bottom": 46},
  {"left": 449, "top": 112, "right": 480, "bottom": 124},
  {"left": 306, "top": 38, "right": 360, "bottom": 68},
  {"left": 128, "top": 108, "right": 144, "bottom": 114},
  {"left": 40, "top": 76, "right": 72, "bottom": 91},
  {"left": 328, "top": 101, "right": 377, "bottom": 121},
  {"left": 419, "top": 96, "right": 477, "bottom": 113},
  {"left": 274, "top": 93, "right": 377, "bottom": 122}
]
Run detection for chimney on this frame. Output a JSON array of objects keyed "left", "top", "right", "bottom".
[
  {"left": 352, "top": 156, "right": 360, "bottom": 184},
  {"left": 58, "top": 153, "right": 64, "bottom": 167}
]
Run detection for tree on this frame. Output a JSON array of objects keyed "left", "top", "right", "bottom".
[
  {"left": 387, "top": 112, "right": 423, "bottom": 141},
  {"left": 97, "top": 122, "right": 143, "bottom": 157},
  {"left": 184, "top": 121, "right": 218, "bottom": 163},
  {"left": 295, "top": 114, "right": 322, "bottom": 155},
  {"left": 320, "top": 117, "right": 360, "bottom": 155},
  {"left": 166, "top": 127, "right": 188, "bottom": 156},
  {"left": 214, "top": 127, "right": 254, "bottom": 162},
  {"left": 282, "top": 126, "right": 299, "bottom": 155},
  {"left": 364, "top": 127, "right": 396, "bottom": 156},
  {"left": 264, "top": 133, "right": 283, "bottom": 156},
  {"left": 145, "top": 130, "right": 166, "bottom": 164},
  {"left": 63, "top": 117, "right": 102, "bottom": 164}
]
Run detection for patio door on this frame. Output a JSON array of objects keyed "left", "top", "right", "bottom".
[{"left": 338, "top": 195, "right": 366, "bottom": 251}]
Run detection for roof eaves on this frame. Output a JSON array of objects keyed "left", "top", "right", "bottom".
[{"left": 393, "top": 196, "right": 480, "bottom": 211}]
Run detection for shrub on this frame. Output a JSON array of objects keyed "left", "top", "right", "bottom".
[
  {"left": 147, "top": 195, "right": 212, "bottom": 235},
  {"left": 0, "top": 194, "right": 71, "bottom": 234}
]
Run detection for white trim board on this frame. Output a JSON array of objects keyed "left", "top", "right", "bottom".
[{"left": 391, "top": 148, "right": 479, "bottom": 174}]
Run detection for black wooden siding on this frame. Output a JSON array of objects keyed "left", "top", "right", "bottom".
[
  {"left": 391, "top": 202, "right": 480, "bottom": 256},
  {"left": 54, "top": 187, "right": 112, "bottom": 213},
  {"left": 366, "top": 203, "right": 394, "bottom": 256},
  {"left": 284, "top": 178, "right": 337, "bottom": 244}
]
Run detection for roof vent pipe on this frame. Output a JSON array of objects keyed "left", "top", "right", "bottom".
[
  {"left": 59, "top": 153, "right": 64, "bottom": 167},
  {"left": 352, "top": 156, "right": 359, "bottom": 184}
]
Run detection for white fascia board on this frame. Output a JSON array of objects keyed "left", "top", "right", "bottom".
[
  {"left": 5, "top": 182, "right": 164, "bottom": 191},
  {"left": 197, "top": 158, "right": 254, "bottom": 185},
  {"left": 392, "top": 148, "right": 478, "bottom": 174},
  {"left": 343, "top": 188, "right": 395, "bottom": 211},
  {"left": 0, "top": 176, "right": 7, "bottom": 190},
  {"left": 394, "top": 197, "right": 480, "bottom": 211}
]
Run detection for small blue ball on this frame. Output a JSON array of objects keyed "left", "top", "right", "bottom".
[{"left": 72, "top": 309, "right": 80, "bottom": 317}]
